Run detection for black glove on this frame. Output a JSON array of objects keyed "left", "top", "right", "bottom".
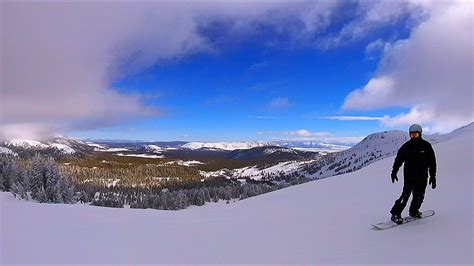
[
  {"left": 391, "top": 172, "right": 398, "bottom": 183},
  {"left": 429, "top": 177, "right": 436, "bottom": 189}
]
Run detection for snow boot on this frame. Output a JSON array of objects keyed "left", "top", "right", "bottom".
[
  {"left": 391, "top": 214, "right": 403, "bottom": 224},
  {"left": 409, "top": 210, "right": 422, "bottom": 219}
]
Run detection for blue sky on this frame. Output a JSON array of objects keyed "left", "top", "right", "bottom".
[
  {"left": 70, "top": 8, "right": 413, "bottom": 142},
  {"left": 5, "top": 1, "right": 470, "bottom": 142}
]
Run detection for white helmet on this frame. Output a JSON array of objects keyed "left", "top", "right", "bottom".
[{"left": 409, "top": 124, "right": 422, "bottom": 133}]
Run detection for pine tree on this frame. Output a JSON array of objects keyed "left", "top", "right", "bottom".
[
  {"left": 212, "top": 192, "right": 219, "bottom": 203},
  {"left": 195, "top": 188, "right": 205, "bottom": 206},
  {"left": 57, "top": 174, "right": 75, "bottom": 203},
  {"left": 0, "top": 158, "right": 6, "bottom": 191},
  {"left": 29, "top": 154, "right": 47, "bottom": 202},
  {"left": 176, "top": 190, "right": 189, "bottom": 209},
  {"left": 11, "top": 179, "right": 28, "bottom": 200},
  {"left": 45, "top": 157, "right": 60, "bottom": 202},
  {"left": 10, "top": 165, "right": 28, "bottom": 200},
  {"left": 1, "top": 158, "right": 14, "bottom": 191}
]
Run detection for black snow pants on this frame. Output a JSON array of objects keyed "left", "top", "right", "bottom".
[{"left": 390, "top": 178, "right": 428, "bottom": 216}]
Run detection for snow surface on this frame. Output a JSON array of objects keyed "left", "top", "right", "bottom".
[
  {"left": 262, "top": 147, "right": 297, "bottom": 155},
  {"left": 4, "top": 139, "right": 76, "bottom": 155},
  {"left": 292, "top": 146, "right": 345, "bottom": 154},
  {"left": 99, "top": 147, "right": 130, "bottom": 152},
  {"left": 86, "top": 142, "right": 106, "bottom": 149},
  {"left": 1, "top": 129, "right": 473, "bottom": 264},
  {"left": 231, "top": 159, "right": 317, "bottom": 180},
  {"left": 181, "top": 141, "right": 269, "bottom": 150},
  {"left": 48, "top": 143, "right": 75, "bottom": 155},
  {"left": 273, "top": 140, "right": 351, "bottom": 153},
  {"left": 0, "top": 147, "right": 17, "bottom": 157},
  {"left": 115, "top": 153, "right": 165, "bottom": 159},
  {"left": 6, "top": 139, "right": 48, "bottom": 149},
  {"left": 165, "top": 160, "right": 204, "bottom": 166},
  {"left": 145, "top": 144, "right": 164, "bottom": 153}
]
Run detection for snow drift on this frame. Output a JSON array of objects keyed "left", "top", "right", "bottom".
[{"left": 1, "top": 128, "right": 472, "bottom": 264}]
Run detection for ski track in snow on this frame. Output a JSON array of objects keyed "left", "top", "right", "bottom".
[{"left": 1, "top": 130, "right": 473, "bottom": 264}]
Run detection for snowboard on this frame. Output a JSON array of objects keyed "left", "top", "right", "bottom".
[{"left": 372, "top": 210, "right": 435, "bottom": 230}]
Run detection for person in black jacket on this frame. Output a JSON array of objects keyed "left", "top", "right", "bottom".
[{"left": 390, "top": 124, "right": 437, "bottom": 224}]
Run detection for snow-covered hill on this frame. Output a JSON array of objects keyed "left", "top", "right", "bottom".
[
  {"left": 1, "top": 124, "right": 472, "bottom": 264},
  {"left": 272, "top": 140, "right": 351, "bottom": 153},
  {"left": 299, "top": 130, "right": 409, "bottom": 178},
  {"left": 3, "top": 137, "right": 79, "bottom": 155},
  {"left": 203, "top": 130, "right": 409, "bottom": 181},
  {"left": 181, "top": 140, "right": 350, "bottom": 153},
  {"left": 181, "top": 141, "right": 270, "bottom": 151},
  {"left": 223, "top": 126, "right": 473, "bottom": 181}
]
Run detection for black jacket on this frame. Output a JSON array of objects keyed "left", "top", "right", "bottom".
[{"left": 392, "top": 137, "right": 436, "bottom": 180}]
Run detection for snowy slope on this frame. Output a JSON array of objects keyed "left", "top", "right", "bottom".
[
  {"left": 48, "top": 143, "right": 75, "bottom": 155},
  {"left": 1, "top": 126, "right": 472, "bottom": 264},
  {"left": 145, "top": 144, "right": 164, "bottom": 153},
  {"left": 181, "top": 141, "right": 269, "bottom": 150},
  {"left": 272, "top": 140, "right": 351, "bottom": 153},
  {"left": 212, "top": 130, "right": 409, "bottom": 180},
  {"left": 0, "top": 147, "right": 17, "bottom": 157},
  {"left": 3, "top": 137, "right": 79, "bottom": 155},
  {"left": 301, "top": 130, "right": 409, "bottom": 178},
  {"left": 5, "top": 139, "right": 49, "bottom": 149}
]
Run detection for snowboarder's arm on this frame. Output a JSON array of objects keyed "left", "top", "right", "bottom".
[
  {"left": 428, "top": 144, "right": 437, "bottom": 178},
  {"left": 392, "top": 145, "right": 405, "bottom": 175}
]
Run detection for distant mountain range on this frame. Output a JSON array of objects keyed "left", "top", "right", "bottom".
[
  {"left": 2, "top": 123, "right": 472, "bottom": 182},
  {"left": 201, "top": 122, "right": 474, "bottom": 181},
  {"left": 0, "top": 137, "right": 348, "bottom": 158}
]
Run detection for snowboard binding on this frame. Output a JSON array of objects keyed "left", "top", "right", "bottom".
[
  {"left": 391, "top": 214, "right": 403, "bottom": 224},
  {"left": 409, "top": 211, "right": 422, "bottom": 219}
]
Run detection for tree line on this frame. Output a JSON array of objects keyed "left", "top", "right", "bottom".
[
  {"left": 1, "top": 154, "right": 313, "bottom": 210},
  {"left": 0, "top": 154, "right": 75, "bottom": 203}
]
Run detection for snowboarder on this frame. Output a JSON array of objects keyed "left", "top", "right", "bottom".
[{"left": 390, "top": 124, "right": 437, "bottom": 224}]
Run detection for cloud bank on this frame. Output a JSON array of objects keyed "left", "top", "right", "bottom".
[
  {"left": 0, "top": 1, "right": 338, "bottom": 139},
  {"left": 1, "top": 1, "right": 438, "bottom": 139},
  {"left": 343, "top": 1, "right": 473, "bottom": 133}
]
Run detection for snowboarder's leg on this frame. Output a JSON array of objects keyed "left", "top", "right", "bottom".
[
  {"left": 409, "top": 179, "right": 428, "bottom": 215},
  {"left": 390, "top": 180, "right": 414, "bottom": 216}
]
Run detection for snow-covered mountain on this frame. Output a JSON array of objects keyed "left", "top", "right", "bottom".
[
  {"left": 181, "top": 141, "right": 270, "bottom": 151},
  {"left": 298, "top": 130, "right": 409, "bottom": 178},
  {"left": 271, "top": 140, "right": 350, "bottom": 153},
  {"left": 225, "top": 146, "right": 315, "bottom": 161},
  {"left": 145, "top": 144, "right": 165, "bottom": 153},
  {"left": 1, "top": 122, "right": 472, "bottom": 264},
  {"left": 208, "top": 124, "right": 474, "bottom": 181},
  {"left": 0, "top": 135, "right": 99, "bottom": 156},
  {"left": 180, "top": 140, "right": 350, "bottom": 153}
]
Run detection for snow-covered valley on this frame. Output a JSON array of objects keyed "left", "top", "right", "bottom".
[{"left": 1, "top": 125, "right": 472, "bottom": 264}]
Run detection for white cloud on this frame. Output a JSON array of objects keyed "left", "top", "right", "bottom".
[
  {"left": 343, "top": 76, "right": 395, "bottom": 110},
  {"left": 287, "top": 129, "right": 331, "bottom": 138},
  {"left": 380, "top": 106, "right": 434, "bottom": 127},
  {"left": 318, "top": 1, "right": 427, "bottom": 49},
  {"left": 248, "top": 115, "right": 276, "bottom": 120},
  {"left": 365, "top": 38, "right": 386, "bottom": 60},
  {"left": 365, "top": 39, "right": 385, "bottom": 53},
  {"left": 3, "top": 1, "right": 459, "bottom": 139},
  {"left": 342, "top": 1, "right": 474, "bottom": 133},
  {"left": 249, "top": 61, "right": 268, "bottom": 71},
  {"left": 1, "top": 1, "right": 341, "bottom": 139},
  {"left": 268, "top": 97, "right": 291, "bottom": 110},
  {"left": 323, "top": 116, "right": 387, "bottom": 121},
  {"left": 260, "top": 129, "right": 363, "bottom": 145}
]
